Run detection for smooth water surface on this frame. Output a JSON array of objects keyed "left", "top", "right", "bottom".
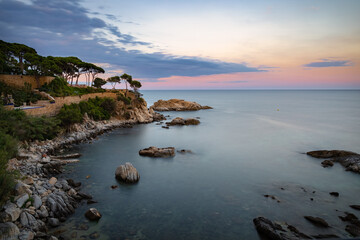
[{"left": 59, "top": 90, "right": 360, "bottom": 239}]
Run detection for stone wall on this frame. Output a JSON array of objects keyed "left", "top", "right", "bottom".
[
  {"left": 0, "top": 74, "right": 54, "bottom": 89},
  {"left": 24, "top": 92, "right": 122, "bottom": 117}
]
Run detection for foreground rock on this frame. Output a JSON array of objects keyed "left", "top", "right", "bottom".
[
  {"left": 0, "top": 222, "right": 20, "bottom": 240},
  {"left": 253, "top": 217, "right": 311, "bottom": 239},
  {"left": 166, "top": 117, "right": 200, "bottom": 126},
  {"left": 151, "top": 99, "right": 212, "bottom": 111},
  {"left": 139, "top": 146, "right": 175, "bottom": 158},
  {"left": 115, "top": 163, "right": 140, "bottom": 183},
  {"left": 307, "top": 150, "right": 360, "bottom": 174},
  {"left": 85, "top": 208, "right": 102, "bottom": 221}
]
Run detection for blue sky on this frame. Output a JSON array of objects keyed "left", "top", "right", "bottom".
[{"left": 0, "top": 0, "right": 359, "bottom": 89}]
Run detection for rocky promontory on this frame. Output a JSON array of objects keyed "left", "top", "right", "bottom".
[{"left": 150, "top": 99, "right": 212, "bottom": 111}]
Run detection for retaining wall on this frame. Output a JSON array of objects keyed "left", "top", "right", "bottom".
[{"left": 24, "top": 92, "right": 120, "bottom": 117}]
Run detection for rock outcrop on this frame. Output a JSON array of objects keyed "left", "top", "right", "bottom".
[
  {"left": 115, "top": 163, "right": 140, "bottom": 183},
  {"left": 139, "top": 146, "right": 175, "bottom": 158},
  {"left": 253, "top": 217, "right": 311, "bottom": 239},
  {"left": 151, "top": 99, "right": 212, "bottom": 111},
  {"left": 307, "top": 150, "right": 360, "bottom": 174},
  {"left": 166, "top": 117, "right": 200, "bottom": 126}
]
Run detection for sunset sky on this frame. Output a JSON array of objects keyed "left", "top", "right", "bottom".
[{"left": 0, "top": 0, "right": 359, "bottom": 89}]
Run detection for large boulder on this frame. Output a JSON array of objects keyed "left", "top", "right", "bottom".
[
  {"left": 0, "top": 222, "right": 20, "bottom": 240},
  {"left": 139, "top": 146, "right": 175, "bottom": 158},
  {"left": 0, "top": 202, "right": 21, "bottom": 222},
  {"left": 46, "top": 191, "right": 77, "bottom": 218},
  {"left": 115, "top": 163, "right": 140, "bottom": 183},
  {"left": 151, "top": 99, "right": 212, "bottom": 111},
  {"left": 85, "top": 208, "right": 102, "bottom": 221},
  {"left": 20, "top": 211, "right": 44, "bottom": 231}
]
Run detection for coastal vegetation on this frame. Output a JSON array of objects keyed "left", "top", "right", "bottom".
[{"left": 39, "top": 76, "right": 105, "bottom": 97}]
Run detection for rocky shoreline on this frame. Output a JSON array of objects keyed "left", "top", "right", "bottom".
[{"left": 1, "top": 102, "right": 164, "bottom": 240}]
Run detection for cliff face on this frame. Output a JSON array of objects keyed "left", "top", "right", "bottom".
[{"left": 114, "top": 99, "right": 153, "bottom": 123}]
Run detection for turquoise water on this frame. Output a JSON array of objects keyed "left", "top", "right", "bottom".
[{"left": 59, "top": 90, "right": 360, "bottom": 239}]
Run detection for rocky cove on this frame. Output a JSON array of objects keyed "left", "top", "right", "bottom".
[
  {"left": 0, "top": 98, "right": 211, "bottom": 240},
  {"left": 1, "top": 93, "right": 360, "bottom": 240}
]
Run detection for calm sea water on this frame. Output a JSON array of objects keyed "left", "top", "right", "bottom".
[{"left": 58, "top": 90, "right": 360, "bottom": 239}]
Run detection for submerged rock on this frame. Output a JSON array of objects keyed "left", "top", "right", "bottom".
[
  {"left": 304, "top": 216, "right": 329, "bottom": 228},
  {"left": 115, "top": 163, "right": 140, "bottom": 183},
  {"left": 139, "top": 146, "right": 175, "bottom": 158},
  {"left": 151, "top": 99, "right": 212, "bottom": 111},
  {"left": 329, "top": 192, "right": 339, "bottom": 197},
  {"left": 253, "top": 216, "right": 311, "bottom": 239},
  {"left": 346, "top": 224, "right": 360, "bottom": 237},
  {"left": 350, "top": 205, "right": 360, "bottom": 211},
  {"left": 85, "top": 208, "right": 102, "bottom": 221},
  {"left": 321, "top": 160, "right": 334, "bottom": 167}
]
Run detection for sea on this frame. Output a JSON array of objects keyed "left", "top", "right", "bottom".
[{"left": 57, "top": 90, "right": 360, "bottom": 239}]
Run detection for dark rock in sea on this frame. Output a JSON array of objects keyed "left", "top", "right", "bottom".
[
  {"left": 346, "top": 224, "right": 360, "bottom": 237},
  {"left": 253, "top": 216, "right": 311, "bottom": 239},
  {"left": 139, "top": 146, "right": 175, "bottom": 158},
  {"left": 67, "top": 179, "right": 81, "bottom": 188},
  {"left": 350, "top": 205, "right": 360, "bottom": 211},
  {"left": 339, "top": 212, "right": 360, "bottom": 225},
  {"left": 307, "top": 150, "right": 360, "bottom": 174},
  {"left": 166, "top": 117, "right": 200, "bottom": 126},
  {"left": 310, "top": 198, "right": 314, "bottom": 201},
  {"left": 312, "top": 234, "right": 340, "bottom": 239},
  {"left": 115, "top": 162, "right": 140, "bottom": 183},
  {"left": 87, "top": 200, "right": 98, "bottom": 205},
  {"left": 85, "top": 208, "right": 102, "bottom": 221},
  {"left": 329, "top": 192, "right": 339, "bottom": 197},
  {"left": 321, "top": 160, "right": 334, "bottom": 167},
  {"left": 111, "top": 185, "right": 118, "bottom": 189},
  {"left": 304, "top": 216, "right": 329, "bottom": 228},
  {"left": 263, "top": 194, "right": 280, "bottom": 203},
  {"left": 306, "top": 150, "right": 357, "bottom": 158},
  {"left": 162, "top": 126, "right": 169, "bottom": 129},
  {"left": 77, "top": 192, "right": 93, "bottom": 200}
]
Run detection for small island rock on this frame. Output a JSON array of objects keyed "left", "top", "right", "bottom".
[
  {"left": 139, "top": 146, "right": 175, "bottom": 158},
  {"left": 151, "top": 99, "right": 212, "bottom": 111},
  {"left": 115, "top": 163, "right": 140, "bottom": 183},
  {"left": 166, "top": 117, "right": 200, "bottom": 126},
  {"left": 85, "top": 208, "right": 102, "bottom": 221}
]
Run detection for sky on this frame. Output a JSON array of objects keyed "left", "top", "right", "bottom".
[{"left": 0, "top": 0, "right": 359, "bottom": 89}]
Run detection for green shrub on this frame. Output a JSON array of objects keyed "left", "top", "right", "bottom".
[
  {"left": 0, "top": 106, "right": 60, "bottom": 141},
  {"left": 39, "top": 77, "right": 105, "bottom": 97},
  {"left": 57, "top": 103, "right": 83, "bottom": 127},
  {"left": 0, "top": 131, "right": 18, "bottom": 206},
  {"left": 117, "top": 93, "right": 131, "bottom": 105}
]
